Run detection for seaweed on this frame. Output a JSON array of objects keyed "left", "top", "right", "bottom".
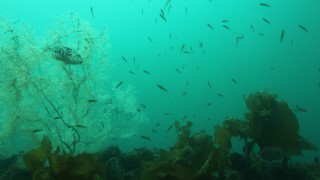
[
  {"left": 244, "top": 91, "right": 317, "bottom": 155},
  {"left": 22, "top": 136, "right": 105, "bottom": 180},
  {"left": 140, "top": 121, "right": 216, "bottom": 180}
]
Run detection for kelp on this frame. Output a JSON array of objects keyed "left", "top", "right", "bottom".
[
  {"left": 140, "top": 121, "right": 216, "bottom": 180},
  {"left": 244, "top": 91, "right": 317, "bottom": 155},
  {"left": 23, "top": 136, "right": 105, "bottom": 180}
]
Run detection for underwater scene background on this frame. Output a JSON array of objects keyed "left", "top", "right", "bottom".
[{"left": 0, "top": 0, "right": 320, "bottom": 179}]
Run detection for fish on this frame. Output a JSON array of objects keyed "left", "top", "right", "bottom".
[
  {"left": 180, "top": 44, "right": 185, "bottom": 52},
  {"left": 260, "top": 146, "right": 284, "bottom": 161},
  {"left": 236, "top": 34, "right": 244, "bottom": 46},
  {"left": 165, "top": 0, "right": 171, "bottom": 6},
  {"left": 157, "top": 84, "right": 168, "bottom": 92},
  {"left": 137, "top": 108, "right": 141, "bottom": 112},
  {"left": 222, "top": 25, "right": 230, "bottom": 30},
  {"left": 90, "top": 6, "right": 94, "bottom": 17},
  {"left": 207, "top": 103, "right": 212, "bottom": 106},
  {"left": 164, "top": 112, "right": 171, "bottom": 115},
  {"left": 182, "top": 92, "right": 187, "bottom": 96},
  {"left": 140, "top": 104, "right": 146, "bottom": 109},
  {"left": 207, "top": 23, "right": 215, "bottom": 31},
  {"left": 294, "top": 105, "right": 307, "bottom": 112},
  {"left": 231, "top": 78, "right": 238, "bottom": 84},
  {"left": 141, "top": 8, "right": 144, "bottom": 16},
  {"left": 140, "top": 135, "right": 151, "bottom": 141},
  {"left": 250, "top": 25, "right": 255, "bottom": 32},
  {"left": 258, "top": 33, "right": 265, "bottom": 36},
  {"left": 101, "top": 122, "right": 105, "bottom": 128},
  {"left": 199, "top": 41, "right": 204, "bottom": 48},
  {"left": 143, "top": 70, "right": 151, "bottom": 74},
  {"left": 259, "top": 3, "right": 270, "bottom": 7},
  {"left": 76, "top": 124, "right": 87, "bottom": 128},
  {"left": 207, "top": 81, "right": 212, "bottom": 89},
  {"left": 53, "top": 116, "right": 62, "bottom": 120},
  {"left": 176, "top": 68, "right": 181, "bottom": 73},
  {"left": 216, "top": 93, "right": 224, "bottom": 97},
  {"left": 280, "top": 29, "right": 285, "bottom": 43},
  {"left": 87, "top": 99, "right": 97, "bottom": 103},
  {"left": 155, "top": 123, "right": 161, "bottom": 127},
  {"left": 221, "top": 20, "right": 229, "bottom": 23},
  {"left": 115, "top": 81, "right": 123, "bottom": 89},
  {"left": 147, "top": 36, "right": 153, "bottom": 43},
  {"left": 32, "top": 129, "right": 43, "bottom": 133},
  {"left": 51, "top": 46, "right": 83, "bottom": 64},
  {"left": 129, "top": 71, "right": 135, "bottom": 74},
  {"left": 185, "top": 81, "right": 189, "bottom": 86},
  {"left": 183, "top": 51, "right": 191, "bottom": 54},
  {"left": 298, "top": 25, "right": 309, "bottom": 32},
  {"left": 166, "top": 124, "right": 173, "bottom": 132},
  {"left": 151, "top": 129, "right": 158, "bottom": 133},
  {"left": 121, "top": 56, "right": 127, "bottom": 63},
  {"left": 262, "top": 18, "right": 271, "bottom": 24},
  {"left": 159, "top": 12, "right": 167, "bottom": 22}
]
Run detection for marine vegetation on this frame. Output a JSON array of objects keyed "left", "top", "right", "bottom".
[
  {"left": 244, "top": 91, "right": 317, "bottom": 155},
  {"left": 0, "top": 15, "right": 148, "bottom": 156},
  {"left": 22, "top": 136, "right": 105, "bottom": 180},
  {"left": 138, "top": 91, "right": 318, "bottom": 180},
  {"left": 0, "top": 98, "right": 319, "bottom": 179}
]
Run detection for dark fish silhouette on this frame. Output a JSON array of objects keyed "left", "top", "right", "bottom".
[
  {"left": 259, "top": 3, "right": 270, "bottom": 7},
  {"left": 207, "top": 23, "right": 215, "bottom": 31},
  {"left": 147, "top": 36, "right": 153, "bottom": 43},
  {"left": 294, "top": 105, "right": 307, "bottom": 112},
  {"left": 87, "top": 99, "right": 97, "bottom": 102},
  {"left": 207, "top": 81, "right": 212, "bottom": 89},
  {"left": 236, "top": 34, "right": 244, "bottom": 46},
  {"left": 159, "top": 10, "right": 167, "bottom": 22},
  {"left": 52, "top": 46, "right": 83, "bottom": 64},
  {"left": 140, "top": 135, "right": 151, "bottom": 141},
  {"left": 231, "top": 78, "right": 238, "bottom": 84},
  {"left": 157, "top": 84, "right": 168, "bottom": 92},
  {"left": 262, "top": 18, "right": 271, "bottom": 24},
  {"left": 115, "top": 81, "right": 123, "bottom": 89},
  {"left": 280, "top": 30, "right": 285, "bottom": 43},
  {"left": 222, "top": 25, "right": 230, "bottom": 30},
  {"left": 166, "top": 124, "right": 173, "bottom": 132},
  {"left": 216, "top": 93, "right": 224, "bottom": 97},
  {"left": 121, "top": 56, "right": 127, "bottom": 63},
  {"left": 298, "top": 25, "right": 309, "bottom": 32},
  {"left": 90, "top": 6, "right": 94, "bottom": 17},
  {"left": 143, "top": 70, "right": 151, "bottom": 74},
  {"left": 32, "top": 129, "right": 43, "bottom": 133},
  {"left": 250, "top": 25, "right": 255, "bottom": 32}
]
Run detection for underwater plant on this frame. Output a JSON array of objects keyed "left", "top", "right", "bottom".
[
  {"left": 22, "top": 136, "right": 105, "bottom": 180},
  {"left": 0, "top": 15, "right": 148, "bottom": 156},
  {"left": 244, "top": 91, "right": 317, "bottom": 155}
]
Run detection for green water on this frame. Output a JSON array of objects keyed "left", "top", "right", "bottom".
[{"left": 0, "top": 0, "right": 319, "bottom": 161}]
